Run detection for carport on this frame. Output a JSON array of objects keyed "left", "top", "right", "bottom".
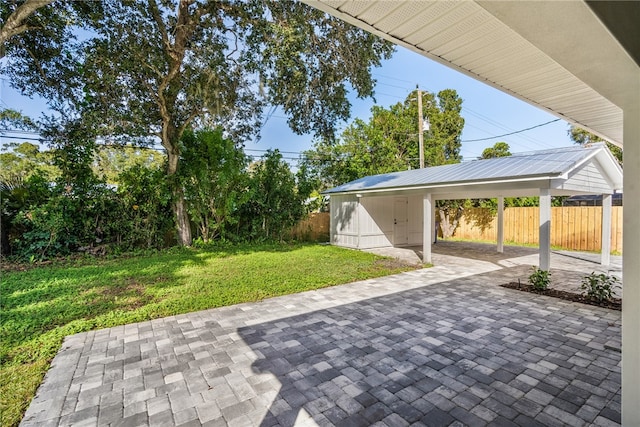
[{"left": 325, "top": 144, "right": 622, "bottom": 270}]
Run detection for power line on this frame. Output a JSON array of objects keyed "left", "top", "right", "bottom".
[
  {"left": 371, "top": 78, "right": 562, "bottom": 149},
  {"left": 0, "top": 135, "right": 43, "bottom": 141},
  {"left": 374, "top": 91, "right": 407, "bottom": 100},
  {"left": 461, "top": 119, "right": 561, "bottom": 143},
  {"left": 372, "top": 73, "right": 415, "bottom": 85},
  {"left": 0, "top": 129, "right": 40, "bottom": 135},
  {"left": 461, "top": 108, "right": 557, "bottom": 149},
  {"left": 0, "top": 116, "right": 565, "bottom": 154}
]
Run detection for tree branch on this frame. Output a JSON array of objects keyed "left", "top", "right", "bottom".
[
  {"left": 24, "top": 45, "right": 51, "bottom": 85},
  {"left": 147, "top": 0, "right": 171, "bottom": 58},
  {"left": 0, "top": 0, "right": 54, "bottom": 45}
]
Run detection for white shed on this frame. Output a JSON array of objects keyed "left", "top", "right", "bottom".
[{"left": 324, "top": 144, "right": 622, "bottom": 269}]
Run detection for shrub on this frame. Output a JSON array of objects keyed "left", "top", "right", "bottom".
[
  {"left": 11, "top": 181, "right": 121, "bottom": 259},
  {"left": 581, "top": 272, "right": 620, "bottom": 302},
  {"left": 115, "top": 164, "right": 174, "bottom": 250},
  {"left": 529, "top": 266, "right": 551, "bottom": 291}
]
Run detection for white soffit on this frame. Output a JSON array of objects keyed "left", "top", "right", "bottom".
[{"left": 305, "top": 1, "right": 630, "bottom": 145}]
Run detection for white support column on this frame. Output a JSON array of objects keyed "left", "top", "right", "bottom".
[
  {"left": 497, "top": 196, "right": 504, "bottom": 253},
  {"left": 432, "top": 200, "right": 438, "bottom": 244},
  {"left": 356, "top": 195, "right": 362, "bottom": 249},
  {"left": 423, "top": 193, "right": 432, "bottom": 264},
  {"left": 622, "top": 98, "right": 640, "bottom": 426},
  {"left": 539, "top": 189, "right": 551, "bottom": 271},
  {"left": 601, "top": 194, "right": 612, "bottom": 266}
]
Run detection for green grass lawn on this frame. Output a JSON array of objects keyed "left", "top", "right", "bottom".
[{"left": 0, "top": 243, "right": 418, "bottom": 427}]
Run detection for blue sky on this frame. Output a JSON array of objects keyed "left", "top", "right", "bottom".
[
  {"left": 1, "top": 45, "right": 574, "bottom": 164},
  {"left": 247, "top": 46, "right": 574, "bottom": 165}
]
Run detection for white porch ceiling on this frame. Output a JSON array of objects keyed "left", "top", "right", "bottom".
[{"left": 304, "top": 1, "right": 639, "bottom": 146}]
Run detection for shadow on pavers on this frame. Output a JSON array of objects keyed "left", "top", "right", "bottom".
[{"left": 239, "top": 278, "right": 621, "bottom": 426}]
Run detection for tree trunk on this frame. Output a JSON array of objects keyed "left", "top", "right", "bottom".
[
  {"left": 166, "top": 146, "right": 192, "bottom": 246},
  {"left": 439, "top": 208, "right": 461, "bottom": 239},
  {"left": 173, "top": 189, "right": 192, "bottom": 246}
]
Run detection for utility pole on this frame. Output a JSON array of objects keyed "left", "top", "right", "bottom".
[{"left": 417, "top": 85, "right": 425, "bottom": 168}]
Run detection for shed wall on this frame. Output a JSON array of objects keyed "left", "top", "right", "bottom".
[
  {"left": 330, "top": 194, "right": 359, "bottom": 248},
  {"left": 330, "top": 194, "right": 424, "bottom": 249},
  {"left": 408, "top": 195, "right": 424, "bottom": 245},
  {"left": 359, "top": 196, "right": 393, "bottom": 248}
]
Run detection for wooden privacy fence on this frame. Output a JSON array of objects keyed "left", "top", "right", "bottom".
[
  {"left": 295, "top": 208, "right": 623, "bottom": 252},
  {"left": 288, "top": 212, "right": 330, "bottom": 241},
  {"left": 454, "top": 207, "right": 623, "bottom": 253}
]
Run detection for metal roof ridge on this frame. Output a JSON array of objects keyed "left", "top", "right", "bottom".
[{"left": 322, "top": 145, "right": 603, "bottom": 195}]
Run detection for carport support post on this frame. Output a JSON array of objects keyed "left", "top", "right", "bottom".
[
  {"left": 356, "top": 194, "right": 362, "bottom": 249},
  {"left": 423, "top": 193, "right": 432, "bottom": 264},
  {"left": 539, "top": 189, "right": 551, "bottom": 271},
  {"left": 600, "top": 194, "right": 611, "bottom": 266},
  {"left": 497, "top": 196, "right": 504, "bottom": 253}
]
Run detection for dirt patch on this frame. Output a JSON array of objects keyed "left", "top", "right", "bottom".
[
  {"left": 96, "top": 279, "right": 155, "bottom": 310},
  {"left": 100, "top": 280, "right": 146, "bottom": 297},
  {"left": 501, "top": 282, "right": 621, "bottom": 311},
  {"left": 374, "top": 258, "right": 420, "bottom": 270}
]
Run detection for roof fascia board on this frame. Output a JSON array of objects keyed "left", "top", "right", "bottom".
[
  {"left": 591, "top": 154, "right": 623, "bottom": 191},
  {"left": 555, "top": 147, "right": 600, "bottom": 180},
  {"left": 325, "top": 175, "right": 555, "bottom": 197},
  {"left": 595, "top": 148, "right": 624, "bottom": 189},
  {"left": 551, "top": 146, "right": 622, "bottom": 190}
]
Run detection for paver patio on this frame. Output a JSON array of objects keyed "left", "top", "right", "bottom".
[{"left": 20, "top": 244, "right": 622, "bottom": 426}]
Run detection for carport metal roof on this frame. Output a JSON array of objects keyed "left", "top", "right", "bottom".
[{"left": 324, "top": 144, "right": 622, "bottom": 199}]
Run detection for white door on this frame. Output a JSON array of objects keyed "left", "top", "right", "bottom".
[{"left": 393, "top": 197, "right": 408, "bottom": 246}]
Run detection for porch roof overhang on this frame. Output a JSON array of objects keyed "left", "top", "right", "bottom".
[
  {"left": 324, "top": 144, "right": 622, "bottom": 200},
  {"left": 303, "top": 1, "right": 639, "bottom": 147}
]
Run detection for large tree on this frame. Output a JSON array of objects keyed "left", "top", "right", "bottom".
[
  {"left": 4, "top": 0, "right": 394, "bottom": 245},
  {"left": 568, "top": 125, "right": 622, "bottom": 165},
  {"left": 302, "top": 89, "right": 464, "bottom": 188},
  {"left": 480, "top": 141, "right": 511, "bottom": 159}
]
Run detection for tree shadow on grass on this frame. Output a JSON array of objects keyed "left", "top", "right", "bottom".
[{"left": 0, "top": 243, "right": 304, "bottom": 356}]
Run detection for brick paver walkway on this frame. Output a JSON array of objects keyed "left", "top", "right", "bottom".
[{"left": 20, "top": 247, "right": 622, "bottom": 426}]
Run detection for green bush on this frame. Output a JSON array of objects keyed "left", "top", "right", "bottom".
[
  {"left": 115, "top": 164, "right": 174, "bottom": 250},
  {"left": 7, "top": 164, "right": 173, "bottom": 260},
  {"left": 237, "top": 150, "right": 306, "bottom": 241},
  {"left": 1, "top": 173, "right": 51, "bottom": 257},
  {"left": 11, "top": 182, "right": 121, "bottom": 259},
  {"left": 580, "top": 272, "right": 620, "bottom": 302},
  {"left": 528, "top": 266, "right": 551, "bottom": 291}
]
